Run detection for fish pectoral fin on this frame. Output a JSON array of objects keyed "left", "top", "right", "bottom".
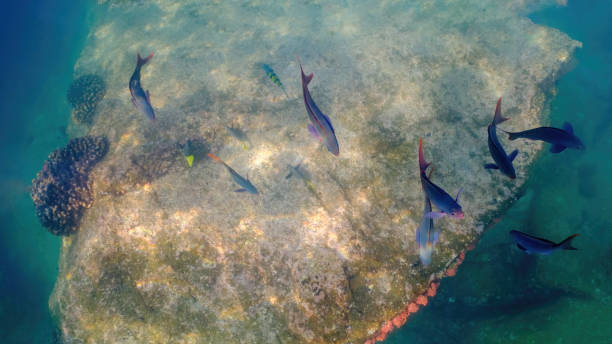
[
  {"left": 235, "top": 188, "right": 247, "bottom": 192},
  {"left": 484, "top": 163, "right": 499, "bottom": 170},
  {"left": 131, "top": 96, "right": 138, "bottom": 108},
  {"left": 562, "top": 122, "right": 574, "bottom": 134},
  {"left": 516, "top": 243, "right": 527, "bottom": 252},
  {"left": 509, "top": 149, "right": 519, "bottom": 162},
  {"left": 550, "top": 144, "right": 567, "bottom": 153},
  {"left": 424, "top": 211, "right": 446, "bottom": 219},
  {"left": 307, "top": 124, "right": 322, "bottom": 141},
  {"left": 146, "top": 90, "right": 151, "bottom": 103}
]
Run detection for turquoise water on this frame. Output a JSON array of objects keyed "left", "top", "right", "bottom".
[
  {"left": 385, "top": 1, "right": 612, "bottom": 343},
  {"left": 0, "top": 2, "right": 92, "bottom": 342},
  {"left": 0, "top": 1, "right": 610, "bottom": 343}
]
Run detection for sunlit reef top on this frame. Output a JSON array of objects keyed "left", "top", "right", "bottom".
[{"left": 51, "top": 0, "right": 579, "bottom": 343}]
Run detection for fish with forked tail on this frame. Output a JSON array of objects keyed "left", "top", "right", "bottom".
[
  {"left": 485, "top": 97, "right": 518, "bottom": 179},
  {"left": 129, "top": 52, "right": 156, "bottom": 121},
  {"left": 208, "top": 153, "right": 258, "bottom": 194},
  {"left": 510, "top": 230, "right": 579, "bottom": 255},
  {"left": 297, "top": 56, "right": 339, "bottom": 156},
  {"left": 418, "top": 138, "right": 464, "bottom": 219},
  {"left": 503, "top": 122, "right": 585, "bottom": 153}
]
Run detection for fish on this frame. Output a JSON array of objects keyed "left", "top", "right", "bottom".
[
  {"left": 226, "top": 124, "right": 250, "bottom": 151},
  {"left": 504, "top": 122, "right": 585, "bottom": 153},
  {"left": 297, "top": 56, "right": 340, "bottom": 156},
  {"left": 129, "top": 52, "right": 156, "bottom": 121},
  {"left": 510, "top": 230, "right": 579, "bottom": 255},
  {"left": 418, "top": 138, "right": 464, "bottom": 219},
  {"left": 207, "top": 153, "right": 258, "bottom": 194},
  {"left": 416, "top": 168, "right": 439, "bottom": 266},
  {"left": 484, "top": 97, "right": 518, "bottom": 179},
  {"left": 263, "top": 64, "right": 289, "bottom": 98},
  {"left": 180, "top": 140, "right": 195, "bottom": 167}
]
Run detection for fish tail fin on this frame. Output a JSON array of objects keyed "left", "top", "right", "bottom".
[
  {"left": 492, "top": 97, "right": 509, "bottom": 125},
  {"left": 558, "top": 234, "right": 579, "bottom": 250},
  {"left": 296, "top": 55, "right": 313, "bottom": 85},
  {"left": 418, "top": 138, "right": 431, "bottom": 174},
  {"left": 137, "top": 52, "right": 154, "bottom": 67},
  {"left": 207, "top": 153, "right": 223, "bottom": 164}
]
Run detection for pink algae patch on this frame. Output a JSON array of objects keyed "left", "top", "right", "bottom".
[
  {"left": 445, "top": 267, "right": 457, "bottom": 276},
  {"left": 416, "top": 295, "right": 428, "bottom": 306},
  {"left": 407, "top": 302, "right": 420, "bottom": 313}
]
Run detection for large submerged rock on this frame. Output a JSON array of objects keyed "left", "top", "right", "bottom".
[{"left": 51, "top": 0, "right": 579, "bottom": 343}]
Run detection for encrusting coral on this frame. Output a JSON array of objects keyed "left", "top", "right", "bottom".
[
  {"left": 31, "top": 136, "right": 109, "bottom": 236},
  {"left": 67, "top": 74, "right": 106, "bottom": 125}
]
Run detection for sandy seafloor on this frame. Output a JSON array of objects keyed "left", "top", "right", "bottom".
[{"left": 0, "top": 0, "right": 610, "bottom": 343}]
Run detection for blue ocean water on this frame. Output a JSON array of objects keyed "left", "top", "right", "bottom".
[
  {"left": 385, "top": 1, "right": 612, "bottom": 343},
  {"left": 0, "top": 1, "right": 92, "bottom": 342},
  {"left": 0, "top": 1, "right": 610, "bottom": 343}
]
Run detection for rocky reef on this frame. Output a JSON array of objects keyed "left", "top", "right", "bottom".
[
  {"left": 31, "top": 136, "right": 109, "bottom": 236},
  {"left": 50, "top": 0, "right": 579, "bottom": 343},
  {"left": 67, "top": 74, "right": 106, "bottom": 125}
]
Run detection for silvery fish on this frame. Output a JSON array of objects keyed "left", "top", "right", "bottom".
[
  {"left": 129, "top": 52, "right": 156, "bottom": 121},
  {"left": 208, "top": 153, "right": 258, "bottom": 194},
  {"left": 297, "top": 56, "right": 339, "bottom": 156},
  {"left": 418, "top": 138, "right": 464, "bottom": 219},
  {"left": 485, "top": 98, "right": 518, "bottom": 178},
  {"left": 504, "top": 122, "right": 585, "bottom": 153},
  {"left": 510, "top": 230, "right": 579, "bottom": 255}
]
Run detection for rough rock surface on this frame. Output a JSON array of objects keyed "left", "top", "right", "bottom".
[{"left": 50, "top": 0, "right": 579, "bottom": 343}]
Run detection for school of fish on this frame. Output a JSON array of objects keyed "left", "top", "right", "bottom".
[{"left": 127, "top": 50, "right": 584, "bottom": 291}]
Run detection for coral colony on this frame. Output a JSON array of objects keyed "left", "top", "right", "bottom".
[
  {"left": 31, "top": 136, "right": 109, "bottom": 235},
  {"left": 67, "top": 74, "right": 106, "bottom": 125}
]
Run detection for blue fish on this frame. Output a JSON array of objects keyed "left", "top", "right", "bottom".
[
  {"left": 129, "top": 52, "right": 156, "bottom": 121},
  {"left": 208, "top": 153, "right": 259, "bottom": 194},
  {"left": 504, "top": 122, "right": 585, "bottom": 153},
  {"left": 418, "top": 138, "right": 464, "bottom": 219},
  {"left": 485, "top": 98, "right": 518, "bottom": 179},
  {"left": 297, "top": 56, "right": 340, "bottom": 156},
  {"left": 510, "top": 230, "right": 579, "bottom": 255},
  {"left": 263, "top": 64, "right": 289, "bottom": 98},
  {"left": 416, "top": 167, "right": 439, "bottom": 265}
]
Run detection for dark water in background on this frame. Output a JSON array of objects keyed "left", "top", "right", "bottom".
[
  {"left": 0, "top": 1, "right": 91, "bottom": 342},
  {"left": 0, "top": 1, "right": 610, "bottom": 343},
  {"left": 386, "top": 1, "right": 612, "bottom": 343}
]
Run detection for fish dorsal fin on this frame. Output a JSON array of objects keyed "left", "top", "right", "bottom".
[
  {"left": 493, "top": 97, "right": 509, "bottom": 125},
  {"left": 562, "top": 122, "right": 574, "bottom": 134},
  {"left": 146, "top": 90, "right": 151, "bottom": 102}
]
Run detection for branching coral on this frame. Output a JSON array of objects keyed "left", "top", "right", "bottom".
[
  {"left": 67, "top": 74, "right": 106, "bottom": 125},
  {"left": 31, "top": 136, "right": 109, "bottom": 235}
]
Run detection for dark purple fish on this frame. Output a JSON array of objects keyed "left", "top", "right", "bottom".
[
  {"left": 129, "top": 52, "right": 156, "bottom": 121},
  {"left": 418, "top": 138, "right": 464, "bottom": 219},
  {"left": 510, "top": 230, "right": 579, "bottom": 255},
  {"left": 297, "top": 56, "right": 339, "bottom": 156},
  {"left": 504, "top": 122, "right": 585, "bottom": 153},
  {"left": 485, "top": 98, "right": 518, "bottom": 179}
]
